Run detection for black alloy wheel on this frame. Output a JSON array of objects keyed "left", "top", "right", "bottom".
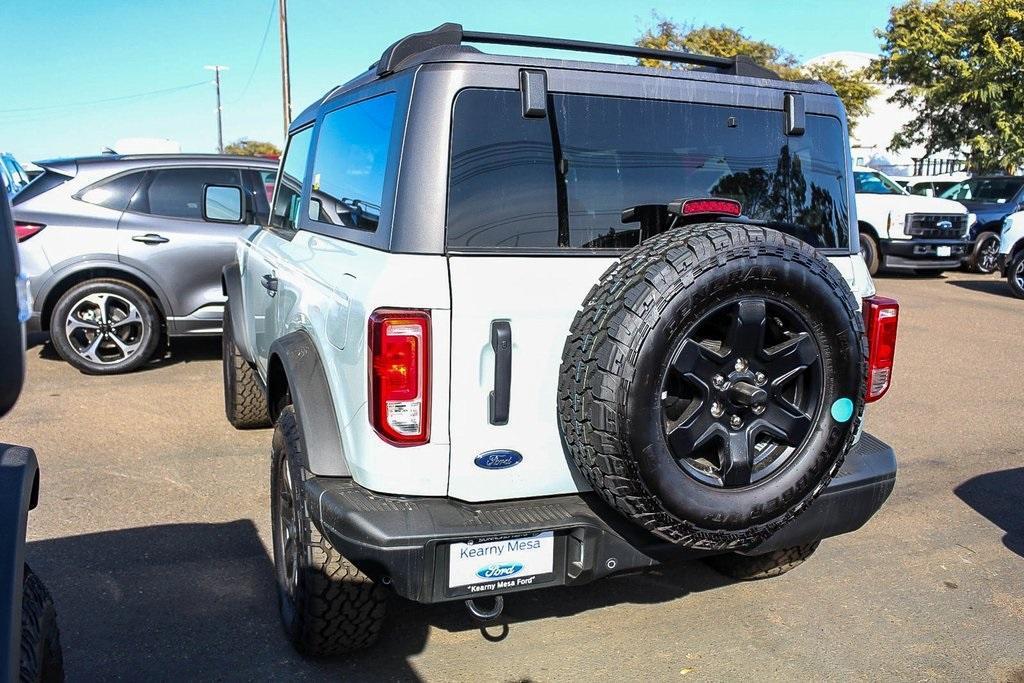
[
  {"left": 975, "top": 234, "right": 1000, "bottom": 274},
  {"left": 661, "top": 297, "right": 823, "bottom": 488}
]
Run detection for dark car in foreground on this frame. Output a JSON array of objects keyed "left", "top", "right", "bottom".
[
  {"left": 941, "top": 176, "right": 1024, "bottom": 273},
  {"left": 13, "top": 154, "right": 277, "bottom": 374}
]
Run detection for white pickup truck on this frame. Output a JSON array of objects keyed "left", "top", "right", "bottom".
[{"left": 854, "top": 166, "right": 972, "bottom": 275}]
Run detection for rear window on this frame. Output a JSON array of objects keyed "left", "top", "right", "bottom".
[
  {"left": 12, "top": 170, "right": 70, "bottom": 206},
  {"left": 447, "top": 90, "right": 850, "bottom": 251},
  {"left": 941, "top": 178, "right": 1024, "bottom": 203}
]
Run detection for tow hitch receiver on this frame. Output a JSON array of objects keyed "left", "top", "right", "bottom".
[{"left": 465, "top": 595, "right": 504, "bottom": 622}]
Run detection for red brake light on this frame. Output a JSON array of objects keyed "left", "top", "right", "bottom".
[
  {"left": 14, "top": 222, "right": 45, "bottom": 242},
  {"left": 863, "top": 296, "right": 899, "bottom": 402},
  {"left": 368, "top": 309, "right": 430, "bottom": 445},
  {"left": 678, "top": 198, "right": 742, "bottom": 217}
]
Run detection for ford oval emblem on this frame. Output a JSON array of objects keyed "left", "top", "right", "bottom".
[
  {"left": 477, "top": 562, "right": 524, "bottom": 579},
  {"left": 474, "top": 450, "right": 523, "bottom": 470}
]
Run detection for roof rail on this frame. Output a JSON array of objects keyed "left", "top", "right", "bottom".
[{"left": 375, "top": 23, "right": 781, "bottom": 80}]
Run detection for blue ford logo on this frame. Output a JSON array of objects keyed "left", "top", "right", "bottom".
[
  {"left": 474, "top": 450, "right": 523, "bottom": 470},
  {"left": 477, "top": 562, "right": 524, "bottom": 579}
]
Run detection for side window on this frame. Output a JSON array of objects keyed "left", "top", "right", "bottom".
[
  {"left": 270, "top": 127, "right": 314, "bottom": 231},
  {"left": 447, "top": 90, "right": 558, "bottom": 248},
  {"left": 308, "top": 93, "right": 397, "bottom": 232},
  {"left": 131, "top": 167, "right": 242, "bottom": 220},
  {"left": 78, "top": 171, "right": 147, "bottom": 212}
]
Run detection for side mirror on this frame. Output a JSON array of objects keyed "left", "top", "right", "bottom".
[
  {"left": 203, "top": 184, "right": 244, "bottom": 223},
  {"left": 0, "top": 194, "right": 25, "bottom": 417}
]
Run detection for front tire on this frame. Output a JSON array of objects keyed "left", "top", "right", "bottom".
[
  {"left": 20, "top": 564, "right": 64, "bottom": 682},
  {"left": 970, "top": 233, "right": 1000, "bottom": 274},
  {"left": 271, "top": 406, "right": 388, "bottom": 656},
  {"left": 706, "top": 542, "right": 820, "bottom": 580},
  {"left": 222, "top": 303, "right": 271, "bottom": 429},
  {"left": 49, "top": 279, "right": 161, "bottom": 374},
  {"left": 1008, "top": 251, "right": 1024, "bottom": 299},
  {"left": 859, "top": 231, "right": 880, "bottom": 276}
]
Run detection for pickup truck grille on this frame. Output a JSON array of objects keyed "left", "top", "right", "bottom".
[{"left": 905, "top": 214, "right": 967, "bottom": 238}]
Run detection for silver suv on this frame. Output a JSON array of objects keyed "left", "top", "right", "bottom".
[{"left": 14, "top": 154, "right": 278, "bottom": 373}]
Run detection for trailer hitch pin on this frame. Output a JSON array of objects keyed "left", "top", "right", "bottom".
[{"left": 465, "top": 595, "right": 504, "bottom": 621}]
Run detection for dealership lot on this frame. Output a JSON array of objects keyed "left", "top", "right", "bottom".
[{"left": 2, "top": 270, "right": 1021, "bottom": 681}]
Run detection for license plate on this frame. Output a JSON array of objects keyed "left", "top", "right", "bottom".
[
  {"left": 937, "top": 246, "right": 952, "bottom": 257},
  {"left": 448, "top": 531, "right": 554, "bottom": 589}
]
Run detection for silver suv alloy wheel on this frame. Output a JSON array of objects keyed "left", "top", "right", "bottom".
[{"left": 64, "top": 293, "right": 145, "bottom": 365}]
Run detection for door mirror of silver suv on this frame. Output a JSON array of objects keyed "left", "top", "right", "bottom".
[{"left": 203, "top": 184, "right": 244, "bottom": 223}]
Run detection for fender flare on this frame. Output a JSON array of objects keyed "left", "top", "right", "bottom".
[
  {"left": 221, "top": 263, "right": 254, "bottom": 363},
  {"left": 268, "top": 331, "right": 350, "bottom": 476},
  {"left": 33, "top": 257, "right": 173, "bottom": 324},
  {"left": 0, "top": 444, "right": 39, "bottom": 678}
]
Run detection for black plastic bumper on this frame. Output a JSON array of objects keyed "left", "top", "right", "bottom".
[
  {"left": 880, "top": 238, "right": 967, "bottom": 270},
  {"left": 307, "top": 433, "right": 896, "bottom": 604}
]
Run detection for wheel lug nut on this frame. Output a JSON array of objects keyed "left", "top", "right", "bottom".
[
  {"left": 755, "top": 372, "right": 766, "bottom": 385},
  {"left": 735, "top": 358, "right": 748, "bottom": 372},
  {"left": 730, "top": 415, "right": 742, "bottom": 428},
  {"left": 711, "top": 402, "right": 724, "bottom": 418},
  {"left": 712, "top": 375, "right": 724, "bottom": 389},
  {"left": 753, "top": 404, "right": 766, "bottom": 415}
]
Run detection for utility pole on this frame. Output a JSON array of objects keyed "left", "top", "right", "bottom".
[
  {"left": 278, "top": 0, "right": 292, "bottom": 138},
  {"left": 204, "top": 65, "right": 229, "bottom": 153}
]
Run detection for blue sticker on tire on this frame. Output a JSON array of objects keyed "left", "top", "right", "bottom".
[{"left": 831, "top": 398, "right": 854, "bottom": 423}]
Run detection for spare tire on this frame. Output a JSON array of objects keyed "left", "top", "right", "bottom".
[{"left": 558, "top": 223, "right": 866, "bottom": 551}]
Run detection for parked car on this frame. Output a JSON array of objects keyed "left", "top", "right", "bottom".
[
  {"left": 13, "top": 153, "right": 278, "bottom": 374},
  {"left": 0, "top": 152, "right": 31, "bottom": 199},
  {"left": 0, "top": 192, "right": 64, "bottom": 681},
  {"left": 854, "top": 166, "right": 971, "bottom": 276},
  {"left": 901, "top": 173, "right": 968, "bottom": 198},
  {"left": 997, "top": 210, "right": 1024, "bottom": 298},
  {"left": 222, "top": 24, "right": 899, "bottom": 656},
  {"left": 940, "top": 175, "right": 1024, "bottom": 274}
]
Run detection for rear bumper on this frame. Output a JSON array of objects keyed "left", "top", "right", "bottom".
[
  {"left": 306, "top": 433, "right": 897, "bottom": 604},
  {"left": 880, "top": 238, "right": 967, "bottom": 270}
]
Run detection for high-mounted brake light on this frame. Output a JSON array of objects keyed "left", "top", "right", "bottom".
[
  {"left": 668, "top": 198, "right": 743, "bottom": 218},
  {"left": 863, "top": 296, "right": 899, "bottom": 402},
  {"left": 368, "top": 309, "right": 430, "bottom": 445},
  {"left": 14, "top": 222, "right": 45, "bottom": 242}
]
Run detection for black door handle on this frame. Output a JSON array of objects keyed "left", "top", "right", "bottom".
[
  {"left": 489, "top": 320, "right": 512, "bottom": 425},
  {"left": 131, "top": 233, "right": 169, "bottom": 244},
  {"left": 261, "top": 273, "right": 278, "bottom": 295}
]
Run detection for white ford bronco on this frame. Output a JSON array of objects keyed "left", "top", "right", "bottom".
[{"left": 218, "top": 24, "right": 900, "bottom": 656}]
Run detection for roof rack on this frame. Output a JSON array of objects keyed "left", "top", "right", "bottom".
[{"left": 376, "top": 23, "right": 780, "bottom": 80}]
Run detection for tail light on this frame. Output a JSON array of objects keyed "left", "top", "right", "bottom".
[
  {"left": 368, "top": 309, "right": 430, "bottom": 445},
  {"left": 863, "top": 296, "right": 899, "bottom": 402},
  {"left": 14, "top": 222, "right": 45, "bottom": 242}
]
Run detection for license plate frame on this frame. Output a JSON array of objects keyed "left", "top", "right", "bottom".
[{"left": 440, "top": 530, "right": 565, "bottom": 599}]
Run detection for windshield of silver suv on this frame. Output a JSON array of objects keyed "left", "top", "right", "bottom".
[
  {"left": 854, "top": 170, "right": 906, "bottom": 195},
  {"left": 940, "top": 177, "right": 1023, "bottom": 203}
]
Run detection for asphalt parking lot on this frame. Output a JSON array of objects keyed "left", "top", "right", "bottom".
[{"left": 2, "top": 269, "right": 1022, "bottom": 681}]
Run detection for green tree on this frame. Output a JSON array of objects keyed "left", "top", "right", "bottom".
[
  {"left": 874, "top": 0, "right": 1024, "bottom": 173},
  {"left": 224, "top": 138, "right": 281, "bottom": 158},
  {"left": 636, "top": 18, "right": 879, "bottom": 131}
]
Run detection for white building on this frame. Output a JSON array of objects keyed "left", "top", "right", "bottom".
[{"left": 805, "top": 51, "right": 965, "bottom": 178}]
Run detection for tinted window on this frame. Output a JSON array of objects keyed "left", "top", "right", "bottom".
[
  {"left": 448, "top": 90, "right": 558, "bottom": 248},
  {"left": 131, "top": 168, "right": 242, "bottom": 220},
  {"left": 270, "top": 126, "right": 314, "bottom": 231},
  {"left": 447, "top": 90, "right": 850, "bottom": 250},
  {"left": 941, "top": 178, "right": 1024, "bottom": 203},
  {"left": 13, "top": 171, "right": 70, "bottom": 206},
  {"left": 854, "top": 171, "right": 905, "bottom": 195},
  {"left": 308, "top": 93, "right": 396, "bottom": 231},
  {"left": 79, "top": 172, "right": 147, "bottom": 211}
]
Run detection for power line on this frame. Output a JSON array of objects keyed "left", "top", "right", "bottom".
[
  {"left": 0, "top": 80, "right": 210, "bottom": 115},
  {"left": 232, "top": 0, "right": 278, "bottom": 104}
]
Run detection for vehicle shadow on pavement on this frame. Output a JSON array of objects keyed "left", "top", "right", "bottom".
[
  {"left": 26, "top": 334, "right": 221, "bottom": 371},
  {"left": 954, "top": 467, "right": 1024, "bottom": 557},
  {"left": 945, "top": 278, "right": 1016, "bottom": 299},
  {"left": 25, "top": 520, "right": 429, "bottom": 680}
]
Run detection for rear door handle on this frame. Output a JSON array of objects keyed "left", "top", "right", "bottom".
[
  {"left": 489, "top": 320, "right": 512, "bottom": 425},
  {"left": 131, "top": 233, "right": 169, "bottom": 244},
  {"left": 261, "top": 273, "right": 278, "bottom": 295}
]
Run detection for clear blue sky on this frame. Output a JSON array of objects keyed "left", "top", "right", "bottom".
[{"left": 1, "top": 0, "right": 896, "bottom": 162}]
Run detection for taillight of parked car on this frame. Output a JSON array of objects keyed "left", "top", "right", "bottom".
[
  {"left": 863, "top": 296, "right": 899, "bottom": 402},
  {"left": 14, "top": 222, "right": 44, "bottom": 242},
  {"left": 368, "top": 309, "right": 430, "bottom": 445}
]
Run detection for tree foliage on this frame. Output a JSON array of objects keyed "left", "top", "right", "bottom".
[
  {"left": 874, "top": 0, "right": 1024, "bottom": 173},
  {"left": 636, "top": 18, "right": 879, "bottom": 131},
  {"left": 224, "top": 138, "right": 281, "bottom": 158}
]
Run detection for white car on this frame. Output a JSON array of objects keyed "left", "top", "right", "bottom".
[
  {"left": 854, "top": 166, "right": 972, "bottom": 275},
  {"left": 998, "top": 211, "right": 1024, "bottom": 298}
]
